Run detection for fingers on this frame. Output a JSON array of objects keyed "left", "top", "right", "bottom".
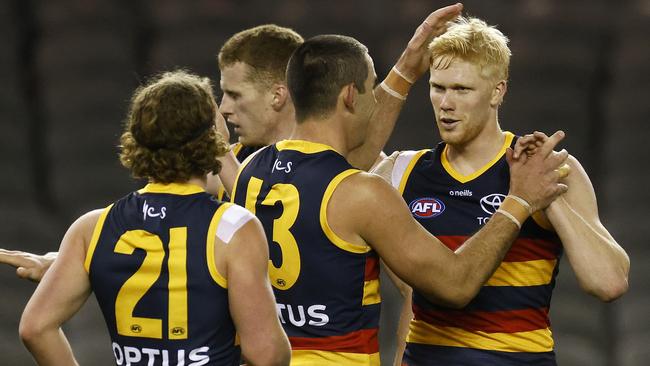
[
  {"left": 425, "top": 3, "right": 463, "bottom": 28},
  {"left": 538, "top": 130, "right": 565, "bottom": 157},
  {"left": 533, "top": 131, "right": 549, "bottom": 142},
  {"left": 0, "top": 249, "right": 31, "bottom": 269},
  {"left": 546, "top": 149, "right": 569, "bottom": 171},
  {"left": 513, "top": 135, "right": 535, "bottom": 159},
  {"left": 386, "top": 150, "right": 400, "bottom": 162},
  {"left": 556, "top": 163, "right": 571, "bottom": 180},
  {"left": 16, "top": 267, "right": 41, "bottom": 282},
  {"left": 413, "top": 3, "right": 463, "bottom": 46},
  {"left": 16, "top": 267, "right": 31, "bottom": 279},
  {"left": 513, "top": 131, "right": 550, "bottom": 159}
]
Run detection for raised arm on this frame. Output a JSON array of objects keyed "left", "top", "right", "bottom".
[
  {"left": 219, "top": 213, "right": 290, "bottom": 366},
  {"left": 330, "top": 131, "right": 569, "bottom": 307},
  {"left": 347, "top": 3, "right": 463, "bottom": 170},
  {"left": 19, "top": 210, "right": 100, "bottom": 365},
  {"left": 545, "top": 155, "right": 629, "bottom": 301}
]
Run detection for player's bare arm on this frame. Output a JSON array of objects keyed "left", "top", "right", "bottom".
[
  {"left": 219, "top": 216, "right": 291, "bottom": 366},
  {"left": 328, "top": 131, "right": 569, "bottom": 308},
  {"left": 380, "top": 263, "right": 413, "bottom": 366},
  {"left": 19, "top": 209, "right": 100, "bottom": 366},
  {"left": 516, "top": 131, "right": 630, "bottom": 301},
  {"left": 545, "top": 155, "right": 629, "bottom": 301},
  {"left": 347, "top": 3, "right": 463, "bottom": 171}
]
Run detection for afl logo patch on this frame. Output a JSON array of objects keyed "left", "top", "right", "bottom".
[
  {"left": 480, "top": 193, "right": 507, "bottom": 214},
  {"left": 409, "top": 197, "right": 445, "bottom": 219}
]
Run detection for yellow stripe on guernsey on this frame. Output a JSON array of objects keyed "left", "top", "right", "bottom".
[
  {"left": 486, "top": 259, "right": 557, "bottom": 287},
  {"left": 362, "top": 277, "right": 381, "bottom": 306},
  {"left": 84, "top": 204, "right": 114, "bottom": 273},
  {"left": 230, "top": 146, "right": 268, "bottom": 203},
  {"left": 398, "top": 149, "right": 429, "bottom": 195},
  {"left": 320, "top": 169, "right": 370, "bottom": 254},
  {"left": 442, "top": 132, "right": 514, "bottom": 184},
  {"left": 206, "top": 203, "right": 234, "bottom": 288},
  {"left": 407, "top": 320, "right": 554, "bottom": 353},
  {"left": 291, "top": 350, "right": 380, "bottom": 366},
  {"left": 138, "top": 182, "right": 205, "bottom": 195},
  {"left": 231, "top": 142, "right": 244, "bottom": 156},
  {"left": 276, "top": 139, "right": 339, "bottom": 154}
]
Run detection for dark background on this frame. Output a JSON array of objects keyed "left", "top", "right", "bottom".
[{"left": 0, "top": 0, "right": 648, "bottom": 365}]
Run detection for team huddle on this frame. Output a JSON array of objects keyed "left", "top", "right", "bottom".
[{"left": 0, "top": 3, "right": 629, "bottom": 366}]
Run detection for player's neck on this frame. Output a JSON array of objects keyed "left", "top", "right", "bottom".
[
  {"left": 269, "top": 108, "right": 298, "bottom": 143},
  {"left": 186, "top": 176, "right": 208, "bottom": 190},
  {"left": 291, "top": 117, "right": 350, "bottom": 156},
  {"left": 445, "top": 124, "right": 505, "bottom": 176}
]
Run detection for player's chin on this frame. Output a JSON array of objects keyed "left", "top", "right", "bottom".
[
  {"left": 239, "top": 135, "right": 262, "bottom": 147},
  {"left": 439, "top": 130, "right": 464, "bottom": 145}
]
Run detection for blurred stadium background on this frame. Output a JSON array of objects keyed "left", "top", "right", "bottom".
[{"left": 0, "top": 0, "right": 648, "bottom": 365}]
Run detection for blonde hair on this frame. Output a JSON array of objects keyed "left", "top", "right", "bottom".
[
  {"left": 119, "top": 70, "right": 228, "bottom": 183},
  {"left": 429, "top": 17, "right": 511, "bottom": 81}
]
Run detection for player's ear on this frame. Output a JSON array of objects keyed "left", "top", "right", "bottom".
[
  {"left": 490, "top": 80, "right": 507, "bottom": 107},
  {"left": 271, "top": 84, "right": 289, "bottom": 111},
  {"left": 341, "top": 83, "right": 357, "bottom": 112}
]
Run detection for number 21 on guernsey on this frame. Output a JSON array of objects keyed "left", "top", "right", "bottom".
[{"left": 113, "top": 228, "right": 188, "bottom": 340}]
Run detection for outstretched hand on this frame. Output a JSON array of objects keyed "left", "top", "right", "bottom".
[
  {"left": 395, "top": 3, "right": 463, "bottom": 81},
  {"left": 0, "top": 249, "right": 57, "bottom": 282}
]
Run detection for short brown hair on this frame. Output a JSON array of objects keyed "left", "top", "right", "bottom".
[
  {"left": 287, "top": 35, "right": 369, "bottom": 122},
  {"left": 119, "top": 70, "right": 228, "bottom": 183},
  {"left": 218, "top": 24, "right": 303, "bottom": 89}
]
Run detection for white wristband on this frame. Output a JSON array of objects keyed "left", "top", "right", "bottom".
[
  {"left": 508, "top": 195, "right": 532, "bottom": 214},
  {"left": 496, "top": 209, "right": 522, "bottom": 229},
  {"left": 392, "top": 66, "right": 415, "bottom": 84},
  {"left": 380, "top": 81, "right": 407, "bottom": 100}
]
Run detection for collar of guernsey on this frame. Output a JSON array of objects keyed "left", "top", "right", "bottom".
[
  {"left": 138, "top": 182, "right": 206, "bottom": 195},
  {"left": 276, "top": 139, "right": 341, "bottom": 155}
]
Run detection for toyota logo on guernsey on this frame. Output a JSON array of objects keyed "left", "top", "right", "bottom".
[
  {"left": 409, "top": 197, "right": 445, "bottom": 218},
  {"left": 480, "top": 193, "right": 507, "bottom": 215}
]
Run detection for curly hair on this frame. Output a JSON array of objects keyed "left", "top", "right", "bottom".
[
  {"left": 119, "top": 70, "right": 229, "bottom": 183},
  {"left": 428, "top": 17, "right": 511, "bottom": 81}
]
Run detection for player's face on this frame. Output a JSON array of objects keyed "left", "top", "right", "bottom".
[
  {"left": 429, "top": 59, "right": 500, "bottom": 146},
  {"left": 219, "top": 62, "right": 277, "bottom": 146}
]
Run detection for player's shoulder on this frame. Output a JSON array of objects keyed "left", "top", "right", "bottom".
[
  {"left": 389, "top": 149, "right": 430, "bottom": 187},
  {"left": 334, "top": 170, "right": 397, "bottom": 203},
  {"left": 220, "top": 204, "right": 255, "bottom": 229},
  {"left": 77, "top": 207, "right": 109, "bottom": 229},
  {"left": 566, "top": 153, "right": 582, "bottom": 169},
  {"left": 67, "top": 207, "right": 111, "bottom": 245}
]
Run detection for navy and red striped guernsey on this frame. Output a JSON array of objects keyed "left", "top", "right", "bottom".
[
  {"left": 231, "top": 139, "right": 381, "bottom": 365},
  {"left": 393, "top": 132, "right": 563, "bottom": 366},
  {"left": 85, "top": 182, "right": 240, "bottom": 366}
]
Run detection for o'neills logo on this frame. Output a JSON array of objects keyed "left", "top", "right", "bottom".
[{"left": 409, "top": 197, "right": 445, "bottom": 219}]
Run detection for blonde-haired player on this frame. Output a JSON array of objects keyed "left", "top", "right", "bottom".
[{"left": 379, "top": 17, "right": 629, "bottom": 366}]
